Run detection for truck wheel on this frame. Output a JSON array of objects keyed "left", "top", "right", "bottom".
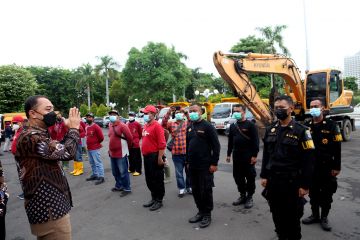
[{"left": 342, "top": 119, "right": 352, "bottom": 141}]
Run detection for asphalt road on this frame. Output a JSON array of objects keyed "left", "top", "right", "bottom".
[{"left": 2, "top": 126, "right": 360, "bottom": 240}]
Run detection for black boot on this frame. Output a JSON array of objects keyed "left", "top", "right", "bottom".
[
  {"left": 149, "top": 200, "right": 163, "bottom": 211},
  {"left": 302, "top": 206, "right": 320, "bottom": 224},
  {"left": 320, "top": 208, "right": 331, "bottom": 231},
  {"left": 244, "top": 195, "right": 253, "bottom": 209},
  {"left": 86, "top": 175, "right": 98, "bottom": 181},
  {"left": 94, "top": 177, "right": 105, "bottom": 185},
  {"left": 188, "top": 213, "right": 203, "bottom": 223},
  {"left": 199, "top": 214, "right": 211, "bottom": 228},
  {"left": 232, "top": 193, "right": 247, "bottom": 206},
  {"left": 143, "top": 199, "right": 155, "bottom": 208}
]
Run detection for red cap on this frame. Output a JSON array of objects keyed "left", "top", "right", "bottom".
[
  {"left": 12, "top": 115, "right": 24, "bottom": 122},
  {"left": 142, "top": 105, "right": 157, "bottom": 114}
]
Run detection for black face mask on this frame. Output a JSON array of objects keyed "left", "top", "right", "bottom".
[
  {"left": 42, "top": 111, "right": 57, "bottom": 127},
  {"left": 275, "top": 108, "right": 289, "bottom": 121},
  {"left": 86, "top": 119, "right": 93, "bottom": 124}
]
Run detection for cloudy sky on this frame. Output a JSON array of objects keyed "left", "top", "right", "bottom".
[{"left": 0, "top": 0, "right": 359, "bottom": 77}]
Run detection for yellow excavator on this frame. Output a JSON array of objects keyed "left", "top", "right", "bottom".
[{"left": 213, "top": 51, "right": 356, "bottom": 140}]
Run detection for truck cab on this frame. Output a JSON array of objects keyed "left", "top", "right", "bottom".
[{"left": 211, "top": 102, "right": 238, "bottom": 131}]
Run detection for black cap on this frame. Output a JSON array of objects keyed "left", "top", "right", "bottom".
[
  {"left": 128, "top": 111, "right": 136, "bottom": 116},
  {"left": 86, "top": 112, "right": 94, "bottom": 117},
  {"left": 108, "top": 110, "right": 119, "bottom": 115}
]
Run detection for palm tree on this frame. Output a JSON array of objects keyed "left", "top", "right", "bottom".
[
  {"left": 76, "top": 63, "right": 95, "bottom": 109},
  {"left": 257, "top": 25, "right": 290, "bottom": 109},
  {"left": 95, "top": 56, "right": 120, "bottom": 106},
  {"left": 256, "top": 25, "right": 289, "bottom": 55}
]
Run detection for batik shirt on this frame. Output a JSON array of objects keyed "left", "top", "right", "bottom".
[{"left": 15, "top": 126, "right": 79, "bottom": 224}]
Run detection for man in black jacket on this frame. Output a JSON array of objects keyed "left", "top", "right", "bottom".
[
  {"left": 261, "top": 95, "right": 314, "bottom": 240},
  {"left": 302, "top": 98, "right": 342, "bottom": 231},
  {"left": 226, "top": 104, "right": 259, "bottom": 209},
  {"left": 186, "top": 104, "right": 220, "bottom": 228}
]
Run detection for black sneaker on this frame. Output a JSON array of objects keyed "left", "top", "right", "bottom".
[
  {"left": 232, "top": 194, "right": 247, "bottom": 206},
  {"left": 111, "top": 187, "right": 124, "bottom": 192},
  {"left": 149, "top": 201, "right": 163, "bottom": 211},
  {"left": 94, "top": 177, "right": 105, "bottom": 185},
  {"left": 320, "top": 217, "right": 332, "bottom": 231},
  {"left": 120, "top": 191, "right": 131, "bottom": 197},
  {"left": 17, "top": 193, "right": 24, "bottom": 200},
  {"left": 244, "top": 196, "right": 253, "bottom": 209},
  {"left": 302, "top": 215, "right": 320, "bottom": 224},
  {"left": 86, "top": 175, "right": 98, "bottom": 181},
  {"left": 143, "top": 199, "right": 156, "bottom": 208},
  {"left": 199, "top": 215, "right": 211, "bottom": 228},
  {"left": 188, "top": 213, "right": 203, "bottom": 223}
]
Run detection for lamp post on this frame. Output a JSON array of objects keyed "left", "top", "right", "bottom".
[{"left": 195, "top": 89, "right": 219, "bottom": 102}]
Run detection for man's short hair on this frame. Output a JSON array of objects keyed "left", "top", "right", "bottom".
[
  {"left": 310, "top": 97, "right": 325, "bottom": 106},
  {"left": 24, "top": 95, "right": 48, "bottom": 118},
  {"left": 274, "top": 95, "right": 294, "bottom": 106},
  {"left": 233, "top": 104, "right": 246, "bottom": 111}
]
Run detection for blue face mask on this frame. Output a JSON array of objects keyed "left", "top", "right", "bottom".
[
  {"left": 310, "top": 108, "right": 321, "bottom": 117},
  {"left": 109, "top": 116, "right": 117, "bottom": 123},
  {"left": 189, "top": 112, "right": 200, "bottom": 121},
  {"left": 143, "top": 114, "right": 150, "bottom": 122},
  {"left": 175, "top": 113, "right": 184, "bottom": 121},
  {"left": 232, "top": 112, "right": 242, "bottom": 120}
]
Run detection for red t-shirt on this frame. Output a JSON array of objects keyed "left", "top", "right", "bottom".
[
  {"left": 11, "top": 127, "right": 23, "bottom": 155},
  {"left": 48, "top": 121, "right": 68, "bottom": 141},
  {"left": 108, "top": 121, "right": 133, "bottom": 158},
  {"left": 86, "top": 123, "right": 104, "bottom": 150},
  {"left": 127, "top": 120, "right": 142, "bottom": 148},
  {"left": 141, "top": 120, "right": 166, "bottom": 156}
]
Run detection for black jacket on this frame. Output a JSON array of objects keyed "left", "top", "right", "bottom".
[
  {"left": 227, "top": 120, "right": 259, "bottom": 160},
  {"left": 305, "top": 119, "right": 341, "bottom": 171},
  {"left": 261, "top": 120, "right": 315, "bottom": 189},
  {"left": 186, "top": 120, "right": 220, "bottom": 169}
]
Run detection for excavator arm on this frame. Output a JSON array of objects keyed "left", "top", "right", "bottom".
[{"left": 213, "top": 51, "right": 305, "bottom": 126}]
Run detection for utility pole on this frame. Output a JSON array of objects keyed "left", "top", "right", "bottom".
[{"left": 303, "top": 0, "right": 310, "bottom": 71}]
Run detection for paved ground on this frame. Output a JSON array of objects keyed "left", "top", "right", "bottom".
[{"left": 2, "top": 125, "right": 360, "bottom": 240}]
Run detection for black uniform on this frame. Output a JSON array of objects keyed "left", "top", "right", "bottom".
[
  {"left": 186, "top": 119, "right": 220, "bottom": 217},
  {"left": 261, "top": 120, "right": 314, "bottom": 240},
  {"left": 227, "top": 120, "right": 259, "bottom": 196},
  {"left": 305, "top": 119, "right": 341, "bottom": 219}
]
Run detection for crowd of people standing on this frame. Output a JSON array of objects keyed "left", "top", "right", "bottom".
[{"left": 0, "top": 94, "right": 343, "bottom": 240}]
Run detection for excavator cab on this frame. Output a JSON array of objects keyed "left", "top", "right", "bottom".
[{"left": 305, "top": 69, "right": 353, "bottom": 114}]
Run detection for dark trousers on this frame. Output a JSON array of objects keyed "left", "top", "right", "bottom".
[
  {"left": 189, "top": 168, "right": 214, "bottom": 216},
  {"left": 0, "top": 215, "right": 5, "bottom": 240},
  {"left": 267, "top": 172, "right": 305, "bottom": 240},
  {"left": 309, "top": 171, "right": 337, "bottom": 217},
  {"left": 233, "top": 159, "right": 256, "bottom": 195},
  {"left": 144, "top": 153, "right": 165, "bottom": 201},
  {"left": 129, "top": 148, "right": 142, "bottom": 174}
]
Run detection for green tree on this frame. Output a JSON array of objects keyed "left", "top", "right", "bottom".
[
  {"left": 90, "top": 103, "right": 98, "bottom": 115},
  {"left": 344, "top": 77, "right": 358, "bottom": 92},
  {"left": 185, "top": 68, "right": 219, "bottom": 100},
  {"left": 109, "top": 77, "right": 131, "bottom": 112},
  {"left": 231, "top": 35, "right": 270, "bottom": 53},
  {"left": 95, "top": 56, "right": 120, "bottom": 106},
  {"left": 96, "top": 104, "right": 109, "bottom": 117},
  {"left": 256, "top": 25, "right": 289, "bottom": 55},
  {"left": 0, "top": 65, "right": 37, "bottom": 113},
  {"left": 76, "top": 63, "right": 96, "bottom": 109},
  {"left": 122, "top": 42, "right": 191, "bottom": 105},
  {"left": 27, "top": 66, "right": 79, "bottom": 113},
  {"left": 79, "top": 103, "right": 89, "bottom": 117}
]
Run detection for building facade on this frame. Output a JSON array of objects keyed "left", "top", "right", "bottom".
[{"left": 344, "top": 51, "right": 360, "bottom": 89}]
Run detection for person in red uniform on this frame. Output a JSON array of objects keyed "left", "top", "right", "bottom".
[
  {"left": 141, "top": 105, "right": 167, "bottom": 211},
  {"left": 48, "top": 113, "right": 70, "bottom": 170},
  {"left": 85, "top": 113, "right": 105, "bottom": 185},
  {"left": 127, "top": 111, "right": 143, "bottom": 176}
]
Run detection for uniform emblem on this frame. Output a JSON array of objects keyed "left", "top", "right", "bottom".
[
  {"left": 322, "top": 138, "right": 328, "bottom": 144},
  {"left": 271, "top": 128, "right": 275, "bottom": 132},
  {"left": 188, "top": 128, "right": 192, "bottom": 132},
  {"left": 305, "top": 130, "right": 312, "bottom": 139}
]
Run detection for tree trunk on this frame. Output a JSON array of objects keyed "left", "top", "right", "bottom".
[{"left": 87, "top": 84, "right": 91, "bottom": 109}]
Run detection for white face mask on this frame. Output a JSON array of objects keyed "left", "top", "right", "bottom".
[
  {"left": 129, "top": 116, "right": 135, "bottom": 121},
  {"left": 13, "top": 124, "right": 20, "bottom": 130}
]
